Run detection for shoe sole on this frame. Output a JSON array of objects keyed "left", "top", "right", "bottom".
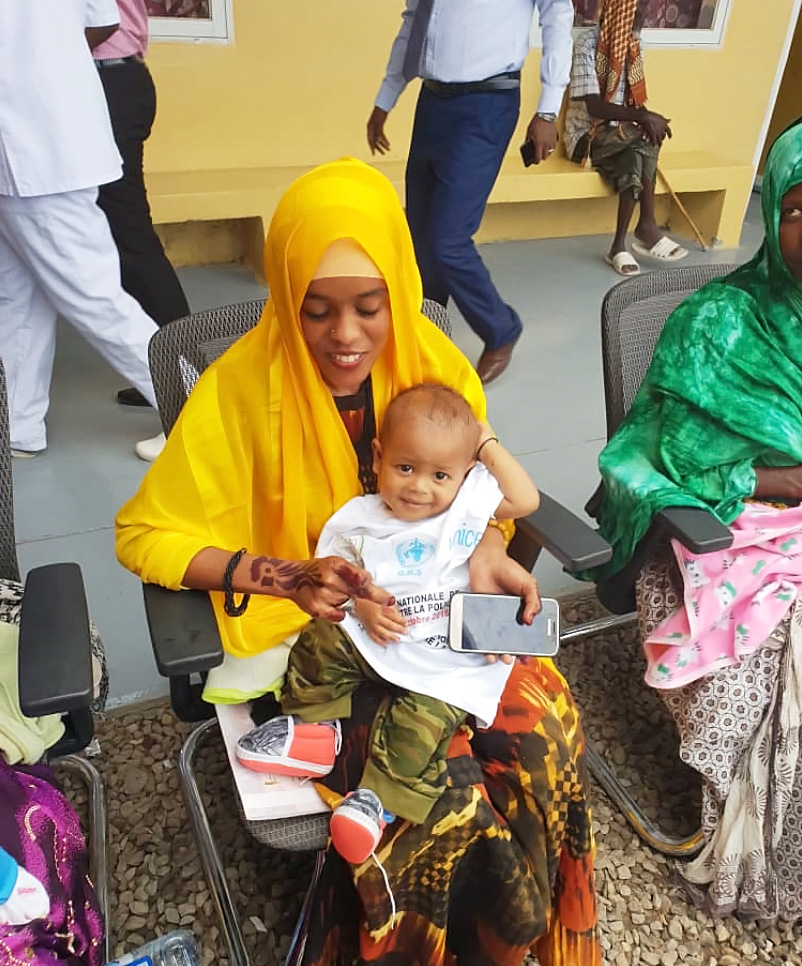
[
  {"left": 10, "top": 449, "right": 44, "bottom": 459},
  {"left": 330, "top": 806, "right": 382, "bottom": 864},
  {"left": 235, "top": 748, "right": 334, "bottom": 778}
]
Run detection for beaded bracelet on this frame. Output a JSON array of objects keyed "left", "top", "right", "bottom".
[
  {"left": 476, "top": 436, "right": 499, "bottom": 459},
  {"left": 223, "top": 547, "right": 251, "bottom": 617}
]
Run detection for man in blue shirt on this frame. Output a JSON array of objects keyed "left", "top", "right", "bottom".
[{"left": 367, "top": 0, "right": 573, "bottom": 384}]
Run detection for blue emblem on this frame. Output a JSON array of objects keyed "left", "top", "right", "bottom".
[{"left": 396, "top": 538, "right": 435, "bottom": 568}]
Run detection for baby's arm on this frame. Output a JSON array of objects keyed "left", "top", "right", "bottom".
[
  {"left": 476, "top": 424, "right": 540, "bottom": 519},
  {"left": 353, "top": 597, "right": 407, "bottom": 645},
  {"left": 316, "top": 504, "right": 407, "bottom": 643}
]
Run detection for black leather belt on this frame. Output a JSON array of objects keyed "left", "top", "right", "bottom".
[
  {"left": 95, "top": 55, "right": 144, "bottom": 68},
  {"left": 422, "top": 71, "right": 521, "bottom": 97}
]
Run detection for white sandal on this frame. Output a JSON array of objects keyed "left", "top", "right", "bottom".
[
  {"left": 631, "top": 236, "right": 689, "bottom": 262},
  {"left": 605, "top": 251, "right": 641, "bottom": 276}
]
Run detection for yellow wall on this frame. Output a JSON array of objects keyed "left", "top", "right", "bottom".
[
  {"left": 144, "top": 0, "right": 798, "bottom": 265},
  {"left": 762, "top": 10, "right": 802, "bottom": 171}
]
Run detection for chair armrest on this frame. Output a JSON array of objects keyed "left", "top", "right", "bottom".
[
  {"left": 18, "top": 563, "right": 93, "bottom": 717},
  {"left": 510, "top": 491, "right": 613, "bottom": 573},
  {"left": 143, "top": 584, "right": 224, "bottom": 677},
  {"left": 654, "top": 506, "right": 733, "bottom": 554}
]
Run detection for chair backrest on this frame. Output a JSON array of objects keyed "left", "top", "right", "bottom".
[
  {"left": 149, "top": 297, "right": 453, "bottom": 433},
  {"left": 0, "top": 360, "right": 20, "bottom": 583},
  {"left": 600, "top": 263, "right": 738, "bottom": 439}
]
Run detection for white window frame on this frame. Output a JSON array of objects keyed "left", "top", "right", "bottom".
[
  {"left": 532, "top": 0, "right": 732, "bottom": 50},
  {"left": 148, "top": 0, "right": 233, "bottom": 44}
]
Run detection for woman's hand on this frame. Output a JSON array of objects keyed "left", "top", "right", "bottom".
[
  {"left": 353, "top": 597, "right": 407, "bottom": 645},
  {"left": 182, "top": 548, "right": 393, "bottom": 621},
  {"left": 250, "top": 555, "right": 394, "bottom": 622},
  {"left": 754, "top": 465, "right": 802, "bottom": 501},
  {"left": 469, "top": 526, "right": 542, "bottom": 665}
]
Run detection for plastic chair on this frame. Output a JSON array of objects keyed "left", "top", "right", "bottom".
[
  {"left": 141, "top": 297, "right": 612, "bottom": 966},
  {"left": 571, "top": 263, "right": 740, "bottom": 858},
  {"left": 0, "top": 359, "right": 110, "bottom": 961}
]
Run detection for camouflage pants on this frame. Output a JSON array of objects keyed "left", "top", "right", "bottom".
[
  {"left": 282, "top": 619, "right": 466, "bottom": 823},
  {"left": 589, "top": 122, "right": 660, "bottom": 200}
]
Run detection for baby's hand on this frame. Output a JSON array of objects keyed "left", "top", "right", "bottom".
[{"left": 353, "top": 598, "right": 407, "bottom": 645}]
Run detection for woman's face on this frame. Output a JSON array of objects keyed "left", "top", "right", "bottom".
[
  {"left": 779, "top": 182, "right": 802, "bottom": 281},
  {"left": 300, "top": 276, "right": 392, "bottom": 396}
]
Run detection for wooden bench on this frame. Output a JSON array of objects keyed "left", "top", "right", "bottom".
[{"left": 146, "top": 148, "right": 752, "bottom": 274}]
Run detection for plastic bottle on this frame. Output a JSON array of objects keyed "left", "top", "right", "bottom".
[{"left": 106, "top": 929, "right": 202, "bottom": 966}]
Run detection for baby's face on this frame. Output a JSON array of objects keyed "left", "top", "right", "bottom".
[{"left": 373, "top": 417, "right": 476, "bottom": 522}]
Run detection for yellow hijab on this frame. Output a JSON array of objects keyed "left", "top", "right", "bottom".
[{"left": 116, "top": 158, "right": 486, "bottom": 658}]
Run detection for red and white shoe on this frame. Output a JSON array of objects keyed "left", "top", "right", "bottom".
[
  {"left": 236, "top": 715, "right": 341, "bottom": 778},
  {"left": 330, "top": 788, "right": 394, "bottom": 864}
]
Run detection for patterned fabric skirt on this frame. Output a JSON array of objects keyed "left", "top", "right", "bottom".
[
  {"left": 0, "top": 757, "right": 105, "bottom": 965},
  {"left": 0, "top": 578, "right": 107, "bottom": 960},
  {"left": 637, "top": 548, "right": 802, "bottom": 920},
  {"left": 303, "top": 658, "right": 601, "bottom": 966}
]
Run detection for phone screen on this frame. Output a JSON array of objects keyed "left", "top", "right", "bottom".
[{"left": 449, "top": 593, "right": 559, "bottom": 656}]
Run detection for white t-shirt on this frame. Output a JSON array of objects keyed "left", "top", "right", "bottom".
[
  {"left": 0, "top": 0, "right": 122, "bottom": 197},
  {"left": 315, "top": 465, "right": 514, "bottom": 728}
]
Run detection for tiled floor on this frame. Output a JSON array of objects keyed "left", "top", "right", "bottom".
[{"left": 11, "top": 198, "right": 764, "bottom": 705}]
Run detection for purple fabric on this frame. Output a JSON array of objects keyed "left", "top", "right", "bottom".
[{"left": 0, "top": 758, "right": 104, "bottom": 965}]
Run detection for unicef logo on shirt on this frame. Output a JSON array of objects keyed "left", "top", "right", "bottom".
[{"left": 396, "top": 538, "right": 435, "bottom": 569}]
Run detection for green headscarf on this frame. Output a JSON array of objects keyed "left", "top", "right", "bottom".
[{"left": 589, "top": 118, "right": 802, "bottom": 579}]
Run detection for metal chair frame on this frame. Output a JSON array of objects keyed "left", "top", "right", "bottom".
[{"left": 0, "top": 360, "right": 110, "bottom": 962}]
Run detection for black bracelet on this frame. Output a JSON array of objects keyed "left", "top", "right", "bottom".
[
  {"left": 476, "top": 436, "right": 500, "bottom": 459},
  {"left": 223, "top": 548, "right": 250, "bottom": 617}
]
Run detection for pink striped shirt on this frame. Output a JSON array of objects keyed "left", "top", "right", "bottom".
[{"left": 93, "top": 0, "right": 148, "bottom": 59}]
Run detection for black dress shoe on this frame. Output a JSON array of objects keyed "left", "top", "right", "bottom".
[
  {"left": 116, "top": 387, "right": 151, "bottom": 407},
  {"left": 476, "top": 339, "right": 518, "bottom": 385}
]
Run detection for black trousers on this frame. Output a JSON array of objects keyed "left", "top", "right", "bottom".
[{"left": 97, "top": 60, "right": 190, "bottom": 328}]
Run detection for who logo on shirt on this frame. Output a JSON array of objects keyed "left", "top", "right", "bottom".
[{"left": 396, "top": 538, "right": 435, "bottom": 569}]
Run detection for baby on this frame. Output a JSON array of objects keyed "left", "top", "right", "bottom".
[{"left": 237, "top": 384, "right": 540, "bottom": 864}]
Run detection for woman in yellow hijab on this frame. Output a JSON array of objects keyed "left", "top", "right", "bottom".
[{"left": 116, "top": 159, "right": 600, "bottom": 966}]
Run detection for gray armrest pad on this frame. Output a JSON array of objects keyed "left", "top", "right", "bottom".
[
  {"left": 654, "top": 506, "right": 733, "bottom": 554},
  {"left": 514, "top": 491, "right": 612, "bottom": 572},
  {"left": 19, "top": 563, "right": 93, "bottom": 717},
  {"left": 143, "top": 583, "right": 224, "bottom": 677}
]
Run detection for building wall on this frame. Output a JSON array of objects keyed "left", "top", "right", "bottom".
[
  {"left": 143, "top": 0, "right": 798, "bottom": 259},
  {"left": 761, "top": 10, "right": 802, "bottom": 171}
]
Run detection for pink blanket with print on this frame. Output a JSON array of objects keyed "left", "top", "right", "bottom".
[{"left": 644, "top": 502, "right": 802, "bottom": 689}]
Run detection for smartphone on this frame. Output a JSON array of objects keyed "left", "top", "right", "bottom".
[
  {"left": 520, "top": 139, "right": 537, "bottom": 167},
  {"left": 448, "top": 593, "right": 560, "bottom": 657}
]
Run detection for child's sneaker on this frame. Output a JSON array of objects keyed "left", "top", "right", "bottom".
[
  {"left": 236, "top": 715, "right": 341, "bottom": 777},
  {"left": 329, "top": 788, "right": 394, "bottom": 864}
]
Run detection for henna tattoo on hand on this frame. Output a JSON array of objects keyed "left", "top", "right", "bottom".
[
  {"left": 333, "top": 560, "right": 394, "bottom": 605},
  {"left": 250, "top": 556, "right": 324, "bottom": 595}
]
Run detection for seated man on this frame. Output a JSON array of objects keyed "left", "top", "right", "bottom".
[{"left": 563, "top": 0, "right": 688, "bottom": 275}]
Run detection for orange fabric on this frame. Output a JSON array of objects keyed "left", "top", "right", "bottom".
[
  {"left": 304, "top": 658, "right": 601, "bottom": 966},
  {"left": 596, "top": 0, "right": 647, "bottom": 106}
]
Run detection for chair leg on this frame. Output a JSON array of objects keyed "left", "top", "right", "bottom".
[
  {"left": 180, "top": 718, "right": 252, "bottom": 966},
  {"left": 562, "top": 613, "right": 705, "bottom": 857},
  {"left": 58, "top": 754, "right": 111, "bottom": 964},
  {"left": 283, "top": 850, "right": 325, "bottom": 966},
  {"left": 585, "top": 741, "right": 704, "bottom": 857},
  {"left": 561, "top": 611, "right": 637, "bottom": 644}
]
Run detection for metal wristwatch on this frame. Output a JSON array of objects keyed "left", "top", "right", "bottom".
[{"left": 535, "top": 112, "right": 558, "bottom": 122}]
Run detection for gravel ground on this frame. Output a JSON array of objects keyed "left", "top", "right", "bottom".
[{"left": 59, "top": 594, "right": 802, "bottom": 966}]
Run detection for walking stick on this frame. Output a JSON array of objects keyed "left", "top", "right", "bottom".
[{"left": 657, "top": 166, "right": 709, "bottom": 251}]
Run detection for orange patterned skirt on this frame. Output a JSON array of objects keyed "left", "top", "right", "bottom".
[{"left": 304, "top": 658, "right": 601, "bottom": 966}]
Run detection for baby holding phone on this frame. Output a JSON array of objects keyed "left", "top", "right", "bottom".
[{"left": 237, "top": 383, "right": 540, "bottom": 863}]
